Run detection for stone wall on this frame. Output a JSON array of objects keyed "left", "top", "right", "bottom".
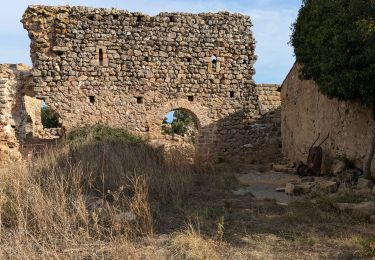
[
  {"left": 281, "top": 64, "right": 374, "bottom": 174},
  {"left": 256, "top": 84, "right": 281, "bottom": 115},
  {"left": 0, "top": 64, "right": 32, "bottom": 165},
  {"left": 21, "top": 5, "right": 264, "bottom": 161}
]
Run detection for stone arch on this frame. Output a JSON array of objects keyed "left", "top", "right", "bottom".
[{"left": 146, "top": 99, "right": 216, "bottom": 161}]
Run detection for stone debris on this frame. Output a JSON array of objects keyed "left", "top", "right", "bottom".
[
  {"left": 272, "top": 164, "right": 294, "bottom": 173},
  {"left": 335, "top": 201, "right": 375, "bottom": 219},
  {"left": 284, "top": 179, "right": 339, "bottom": 195},
  {"left": 331, "top": 159, "right": 347, "bottom": 175},
  {"left": 356, "top": 178, "right": 374, "bottom": 190},
  {"left": 232, "top": 187, "right": 254, "bottom": 196}
]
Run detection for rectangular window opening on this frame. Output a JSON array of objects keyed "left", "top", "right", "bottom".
[
  {"left": 137, "top": 97, "right": 143, "bottom": 104},
  {"left": 89, "top": 96, "right": 95, "bottom": 103},
  {"left": 187, "top": 57, "right": 192, "bottom": 62},
  {"left": 99, "top": 48, "right": 104, "bottom": 66},
  {"left": 230, "top": 91, "right": 235, "bottom": 98},
  {"left": 188, "top": 95, "right": 194, "bottom": 102}
]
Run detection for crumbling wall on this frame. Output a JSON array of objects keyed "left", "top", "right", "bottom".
[
  {"left": 281, "top": 64, "right": 375, "bottom": 174},
  {"left": 22, "top": 5, "right": 265, "bottom": 161},
  {"left": 0, "top": 64, "right": 32, "bottom": 165}
]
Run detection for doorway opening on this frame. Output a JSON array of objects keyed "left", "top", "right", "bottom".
[{"left": 161, "top": 109, "right": 198, "bottom": 142}]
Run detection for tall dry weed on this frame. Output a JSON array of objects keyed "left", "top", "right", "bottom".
[{"left": 0, "top": 126, "right": 198, "bottom": 257}]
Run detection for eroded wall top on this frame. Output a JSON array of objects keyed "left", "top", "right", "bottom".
[{"left": 22, "top": 5, "right": 257, "bottom": 131}]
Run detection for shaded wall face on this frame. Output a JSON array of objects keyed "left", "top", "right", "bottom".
[
  {"left": 281, "top": 64, "right": 373, "bottom": 173},
  {"left": 22, "top": 5, "right": 263, "bottom": 160}
]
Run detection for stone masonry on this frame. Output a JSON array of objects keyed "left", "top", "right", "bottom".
[
  {"left": 0, "top": 64, "right": 41, "bottom": 165},
  {"left": 0, "top": 5, "right": 282, "bottom": 165},
  {"left": 21, "top": 5, "right": 268, "bottom": 161}
]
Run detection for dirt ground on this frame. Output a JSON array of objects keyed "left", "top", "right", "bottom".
[{"left": 123, "top": 163, "right": 375, "bottom": 259}]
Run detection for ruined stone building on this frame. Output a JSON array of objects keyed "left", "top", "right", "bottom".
[{"left": 0, "top": 5, "right": 281, "bottom": 166}]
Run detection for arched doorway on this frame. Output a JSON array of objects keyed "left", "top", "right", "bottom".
[
  {"left": 146, "top": 99, "right": 216, "bottom": 163},
  {"left": 160, "top": 108, "right": 199, "bottom": 160}
]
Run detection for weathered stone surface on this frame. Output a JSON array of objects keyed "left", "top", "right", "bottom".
[
  {"left": 335, "top": 201, "right": 375, "bottom": 219},
  {"left": 331, "top": 159, "right": 346, "bottom": 175},
  {"left": 285, "top": 183, "right": 295, "bottom": 195},
  {"left": 272, "top": 164, "right": 291, "bottom": 172},
  {"left": 315, "top": 180, "right": 338, "bottom": 193},
  {"left": 0, "top": 64, "right": 33, "bottom": 165},
  {"left": 16, "top": 5, "right": 282, "bottom": 163},
  {"left": 357, "top": 178, "right": 374, "bottom": 190},
  {"left": 285, "top": 181, "right": 315, "bottom": 195},
  {"left": 281, "top": 63, "right": 375, "bottom": 175},
  {"left": 370, "top": 215, "right": 375, "bottom": 224}
]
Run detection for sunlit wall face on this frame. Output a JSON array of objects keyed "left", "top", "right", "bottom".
[{"left": 0, "top": 0, "right": 300, "bottom": 84}]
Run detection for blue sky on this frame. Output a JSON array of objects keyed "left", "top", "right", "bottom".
[{"left": 0, "top": 0, "right": 301, "bottom": 84}]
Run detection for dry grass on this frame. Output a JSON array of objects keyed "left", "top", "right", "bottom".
[
  {"left": 0, "top": 126, "right": 198, "bottom": 258},
  {"left": 0, "top": 125, "right": 374, "bottom": 259},
  {"left": 171, "top": 223, "right": 221, "bottom": 260}
]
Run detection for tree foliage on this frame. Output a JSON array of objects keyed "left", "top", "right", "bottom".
[
  {"left": 41, "top": 107, "right": 60, "bottom": 129},
  {"left": 162, "top": 110, "right": 197, "bottom": 136},
  {"left": 291, "top": 0, "right": 375, "bottom": 105}
]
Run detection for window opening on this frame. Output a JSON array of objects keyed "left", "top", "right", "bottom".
[
  {"left": 137, "top": 97, "right": 143, "bottom": 104},
  {"left": 188, "top": 95, "right": 194, "bottom": 102},
  {"left": 230, "top": 91, "right": 235, "bottom": 98},
  {"left": 89, "top": 96, "right": 95, "bottom": 103},
  {"left": 99, "top": 48, "right": 104, "bottom": 66}
]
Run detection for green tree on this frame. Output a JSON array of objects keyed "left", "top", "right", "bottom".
[
  {"left": 291, "top": 0, "right": 375, "bottom": 177},
  {"left": 41, "top": 107, "right": 60, "bottom": 129},
  {"left": 161, "top": 110, "right": 197, "bottom": 136}
]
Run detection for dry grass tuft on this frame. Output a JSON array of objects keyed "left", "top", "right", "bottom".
[{"left": 171, "top": 223, "right": 220, "bottom": 260}]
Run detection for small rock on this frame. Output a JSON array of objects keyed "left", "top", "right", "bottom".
[
  {"left": 296, "top": 182, "right": 316, "bottom": 194},
  {"left": 357, "top": 178, "right": 374, "bottom": 190},
  {"left": 285, "top": 183, "right": 295, "bottom": 195},
  {"left": 316, "top": 180, "right": 338, "bottom": 193},
  {"left": 301, "top": 177, "right": 315, "bottom": 182},
  {"left": 353, "top": 188, "right": 373, "bottom": 196},
  {"left": 335, "top": 201, "right": 375, "bottom": 218},
  {"left": 232, "top": 188, "right": 253, "bottom": 196},
  {"left": 331, "top": 159, "right": 346, "bottom": 175},
  {"left": 275, "top": 187, "right": 285, "bottom": 192},
  {"left": 273, "top": 164, "right": 291, "bottom": 173},
  {"left": 285, "top": 182, "right": 315, "bottom": 195}
]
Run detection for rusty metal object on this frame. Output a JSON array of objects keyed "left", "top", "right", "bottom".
[{"left": 297, "top": 133, "right": 329, "bottom": 177}]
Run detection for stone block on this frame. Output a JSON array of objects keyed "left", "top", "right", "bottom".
[{"left": 357, "top": 178, "right": 374, "bottom": 190}]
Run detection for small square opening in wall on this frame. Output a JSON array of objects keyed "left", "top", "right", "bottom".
[
  {"left": 137, "top": 97, "right": 144, "bottom": 104},
  {"left": 145, "top": 127, "right": 150, "bottom": 132},
  {"left": 188, "top": 95, "right": 194, "bottom": 102},
  {"left": 89, "top": 96, "right": 95, "bottom": 103},
  {"left": 230, "top": 91, "right": 235, "bottom": 98},
  {"left": 186, "top": 57, "right": 192, "bottom": 62}
]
